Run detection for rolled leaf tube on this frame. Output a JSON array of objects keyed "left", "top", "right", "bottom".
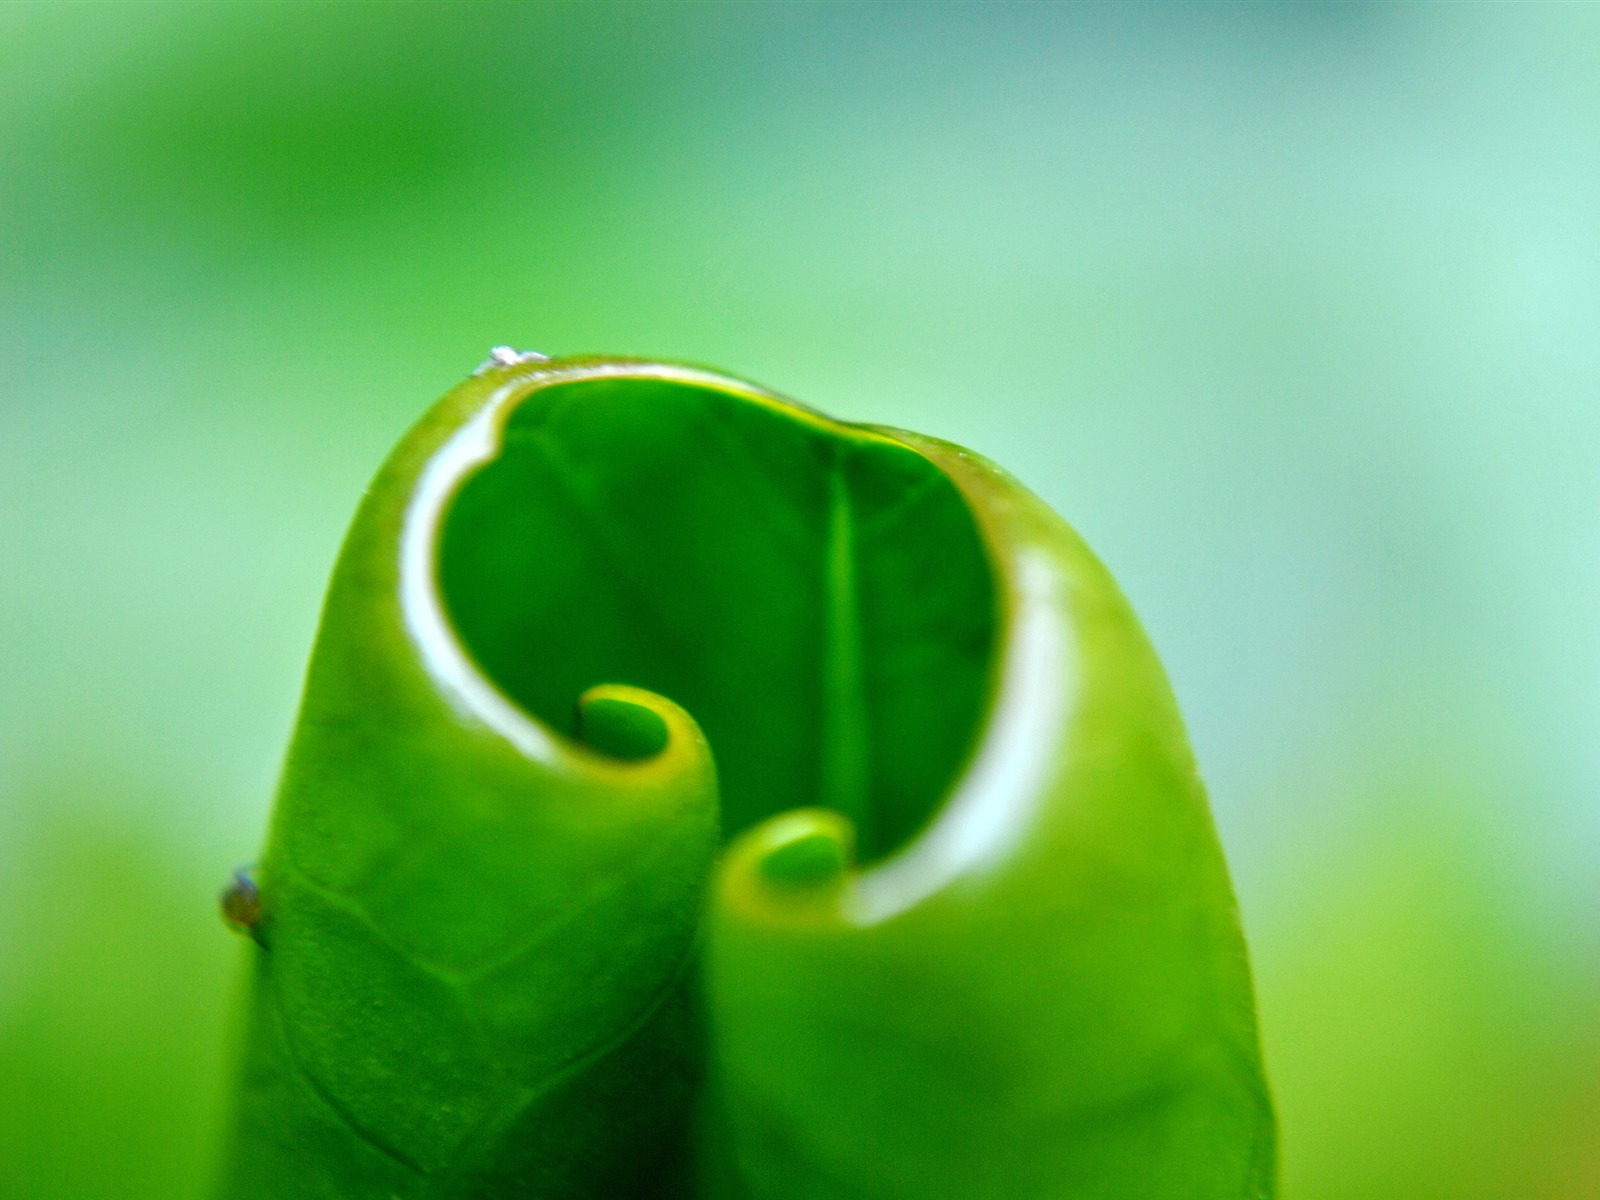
[{"left": 217, "top": 357, "right": 1274, "bottom": 1198}]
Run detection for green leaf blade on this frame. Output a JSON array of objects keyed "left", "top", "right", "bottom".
[
  {"left": 218, "top": 364, "right": 722, "bottom": 1198},
  {"left": 702, "top": 432, "right": 1273, "bottom": 1198},
  {"left": 217, "top": 357, "right": 1273, "bottom": 1198}
]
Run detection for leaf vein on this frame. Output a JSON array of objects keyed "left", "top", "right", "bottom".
[{"left": 264, "top": 958, "right": 429, "bottom": 1178}]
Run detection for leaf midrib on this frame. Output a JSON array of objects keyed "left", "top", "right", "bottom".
[{"left": 820, "top": 455, "right": 871, "bottom": 850}]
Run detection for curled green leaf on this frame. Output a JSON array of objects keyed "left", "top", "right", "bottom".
[{"left": 217, "top": 356, "right": 1274, "bottom": 1198}]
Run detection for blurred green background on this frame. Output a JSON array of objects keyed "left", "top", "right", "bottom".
[{"left": 2, "top": 2, "right": 1596, "bottom": 1196}]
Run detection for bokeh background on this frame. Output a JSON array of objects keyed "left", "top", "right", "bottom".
[{"left": 2, "top": 2, "right": 1597, "bottom": 1196}]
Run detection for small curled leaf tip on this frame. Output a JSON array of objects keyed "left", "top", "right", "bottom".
[
  {"left": 220, "top": 866, "right": 264, "bottom": 944},
  {"left": 760, "top": 830, "right": 850, "bottom": 890},
  {"left": 745, "top": 809, "right": 856, "bottom": 899},
  {"left": 472, "top": 345, "right": 550, "bottom": 376}
]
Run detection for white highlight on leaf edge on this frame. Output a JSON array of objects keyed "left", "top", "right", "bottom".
[{"left": 851, "top": 548, "right": 1071, "bottom": 922}]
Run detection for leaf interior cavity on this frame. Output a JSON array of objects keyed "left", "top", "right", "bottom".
[{"left": 437, "top": 377, "right": 998, "bottom": 863}]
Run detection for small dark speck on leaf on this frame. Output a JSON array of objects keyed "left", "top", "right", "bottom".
[{"left": 220, "top": 867, "right": 265, "bottom": 945}]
